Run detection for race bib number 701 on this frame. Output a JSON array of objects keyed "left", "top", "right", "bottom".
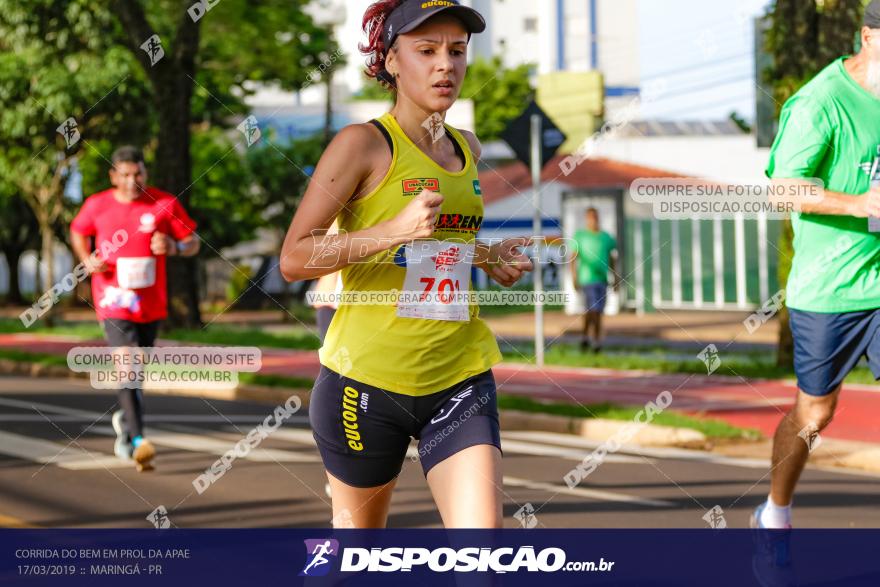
[{"left": 397, "top": 241, "right": 473, "bottom": 322}]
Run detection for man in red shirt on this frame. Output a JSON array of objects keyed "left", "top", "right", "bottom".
[{"left": 71, "top": 146, "right": 199, "bottom": 472}]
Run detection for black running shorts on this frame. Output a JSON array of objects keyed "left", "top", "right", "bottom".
[{"left": 309, "top": 366, "right": 502, "bottom": 488}]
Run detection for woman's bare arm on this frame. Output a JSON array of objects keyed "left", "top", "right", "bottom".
[{"left": 280, "top": 124, "right": 442, "bottom": 281}]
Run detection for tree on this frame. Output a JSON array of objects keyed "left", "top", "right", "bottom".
[
  {"left": 109, "top": 0, "right": 333, "bottom": 327},
  {"left": 0, "top": 188, "right": 40, "bottom": 305},
  {"left": 1, "top": 0, "right": 334, "bottom": 327},
  {"left": 246, "top": 132, "right": 325, "bottom": 314},
  {"left": 246, "top": 133, "right": 325, "bottom": 234},
  {"left": 353, "top": 72, "right": 394, "bottom": 101},
  {"left": 0, "top": 0, "right": 148, "bottom": 324},
  {"left": 461, "top": 57, "right": 534, "bottom": 142},
  {"left": 762, "top": 0, "right": 864, "bottom": 367}
]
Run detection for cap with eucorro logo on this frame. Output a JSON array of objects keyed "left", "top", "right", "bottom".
[{"left": 382, "top": 0, "right": 486, "bottom": 55}]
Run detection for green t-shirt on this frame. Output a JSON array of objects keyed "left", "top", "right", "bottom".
[
  {"left": 766, "top": 56, "right": 880, "bottom": 313},
  {"left": 574, "top": 229, "right": 616, "bottom": 284}
]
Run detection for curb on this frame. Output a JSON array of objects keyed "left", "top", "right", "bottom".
[
  {"left": 500, "top": 409, "right": 708, "bottom": 449},
  {"left": 838, "top": 448, "right": 880, "bottom": 473}
]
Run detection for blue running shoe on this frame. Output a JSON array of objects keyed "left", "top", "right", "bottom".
[{"left": 111, "top": 410, "right": 133, "bottom": 461}]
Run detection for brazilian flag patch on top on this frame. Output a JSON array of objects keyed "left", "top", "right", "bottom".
[{"left": 473, "top": 179, "right": 482, "bottom": 196}]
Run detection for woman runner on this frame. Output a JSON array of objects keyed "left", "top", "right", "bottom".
[{"left": 281, "top": 0, "right": 533, "bottom": 528}]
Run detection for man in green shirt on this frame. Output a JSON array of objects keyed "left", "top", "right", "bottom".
[
  {"left": 571, "top": 208, "right": 618, "bottom": 353},
  {"left": 753, "top": 3, "right": 880, "bottom": 531}
]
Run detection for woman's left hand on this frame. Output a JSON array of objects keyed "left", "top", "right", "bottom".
[{"left": 483, "top": 237, "right": 534, "bottom": 287}]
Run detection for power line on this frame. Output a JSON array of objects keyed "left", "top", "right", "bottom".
[
  {"left": 646, "top": 91, "right": 756, "bottom": 119},
  {"left": 641, "top": 53, "right": 752, "bottom": 81},
  {"left": 649, "top": 74, "right": 755, "bottom": 102}
]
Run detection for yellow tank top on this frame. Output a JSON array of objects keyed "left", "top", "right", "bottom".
[{"left": 318, "top": 112, "right": 501, "bottom": 395}]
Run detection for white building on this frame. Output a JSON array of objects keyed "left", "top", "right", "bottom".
[
  {"left": 308, "top": 0, "right": 641, "bottom": 113},
  {"left": 478, "top": 123, "right": 777, "bottom": 316}
]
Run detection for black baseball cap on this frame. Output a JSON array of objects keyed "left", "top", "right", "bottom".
[
  {"left": 866, "top": 0, "right": 880, "bottom": 28},
  {"left": 382, "top": 0, "right": 486, "bottom": 55}
]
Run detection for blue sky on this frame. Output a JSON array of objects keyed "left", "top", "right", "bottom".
[{"left": 636, "top": 0, "right": 772, "bottom": 121}]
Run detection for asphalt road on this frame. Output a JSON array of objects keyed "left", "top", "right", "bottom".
[{"left": 1, "top": 375, "right": 879, "bottom": 529}]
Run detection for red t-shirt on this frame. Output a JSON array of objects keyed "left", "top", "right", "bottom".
[{"left": 71, "top": 187, "right": 197, "bottom": 323}]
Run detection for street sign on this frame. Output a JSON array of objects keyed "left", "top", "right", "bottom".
[{"left": 501, "top": 100, "right": 566, "bottom": 169}]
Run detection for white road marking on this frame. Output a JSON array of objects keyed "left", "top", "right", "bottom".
[
  {"left": 89, "top": 425, "right": 319, "bottom": 463},
  {"left": 503, "top": 430, "right": 771, "bottom": 468},
  {"left": 0, "top": 396, "right": 101, "bottom": 418},
  {"left": 499, "top": 438, "right": 649, "bottom": 464},
  {"left": 0, "top": 430, "right": 127, "bottom": 470},
  {"left": 503, "top": 476, "right": 674, "bottom": 507}
]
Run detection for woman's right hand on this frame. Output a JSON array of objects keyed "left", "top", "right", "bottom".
[{"left": 388, "top": 189, "right": 444, "bottom": 242}]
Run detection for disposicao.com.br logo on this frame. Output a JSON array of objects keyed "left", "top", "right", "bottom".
[{"left": 298, "top": 538, "right": 615, "bottom": 574}]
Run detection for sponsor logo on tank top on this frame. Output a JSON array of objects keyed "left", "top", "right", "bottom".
[
  {"left": 434, "top": 213, "right": 483, "bottom": 233},
  {"left": 472, "top": 179, "right": 482, "bottom": 196},
  {"left": 402, "top": 177, "right": 440, "bottom": 196}
]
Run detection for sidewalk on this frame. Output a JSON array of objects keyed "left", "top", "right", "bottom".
[{"left": 2, "top": 330, "right": 879, "bottom": 445}]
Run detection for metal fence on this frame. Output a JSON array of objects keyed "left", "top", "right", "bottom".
[{"left": 624, "top": 215, "right": 781, "bottom": 313}]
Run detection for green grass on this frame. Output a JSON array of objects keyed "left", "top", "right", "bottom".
[
  {"left": 201, "top": 303, "right": 318, "bottom": 324},
  {"left": 478, "top": 303, "right": 565, "bottom": 317},
  {"left": 841, "top": 367, "right": 880, "bottom": 385},
  {"left": 475, "top": 283, "right": 564, "bottom": 317},
  {"left": 0, "top": 318, "right": 320, "bottom": 351},
  {"left": 239, "top": 372, "right": 315, "bottom": 389},
  {"left": 0, "top": 349, "right": 69, "bottom": 367},
  {"left": 161, "top": 327, "right": 320, "bottom": 350},
  {"left": 498, "top": 394, "right": 761, "bottom": 440},
  {"left": 502, "top": 342, "right": 879, "bottom": 386},
  {"left": 501, "top": 344, "right": 786, "bottom": 378},
  {"left": 0, "top": 348, "right": 316, "bottom": 391},
  {"left": 0, "top": 319, "right": 104, "bottom": 339}
]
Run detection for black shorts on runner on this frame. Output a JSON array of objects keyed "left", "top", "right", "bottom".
[
  {"left": 309, "top": 366, "right": 502, "bottom": 488},
  {"left": 102, "top": 318, "right": 161, "bottom": 348}
]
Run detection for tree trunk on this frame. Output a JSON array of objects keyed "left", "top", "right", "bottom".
[
  {"left": 39, "top": 215, "right": 56, "bottom": 327},
  {"left": 4, "top": 247, "right": 24, "bottom": 305},
  {"left": 111, "top": 1, "right": 202, "bottom": 329},
  {"left": 153, "top": 74, "right": 202, "bottom": 329},
  {"left": 324, "top": 65, "right": 334, "bottom": 148}
]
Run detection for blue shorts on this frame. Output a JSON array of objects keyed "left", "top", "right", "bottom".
[
  {"left": 583, "top": 282, "right": 607, "bottom": 313},
  {"left": 309, "top": 366, "right": 502, "bottom": 488},
  {"left": 789, "top": 307, "right": 880, "bottom": 396}
]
